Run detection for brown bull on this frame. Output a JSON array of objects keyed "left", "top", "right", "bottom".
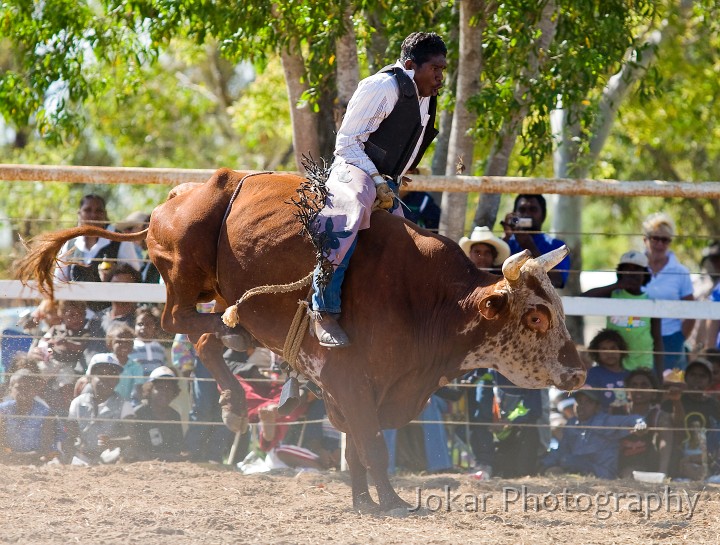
[{"left": 16, "top": 169, "right": 586, "bottom": 511}]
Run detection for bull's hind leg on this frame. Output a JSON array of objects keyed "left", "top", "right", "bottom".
[
  {"left": 340, "top": 396, "right": 408, "bottom": 511},
  {"left": 345, "top": 434, "right": 377, "bottom": 511},
  {"left": 363, "top": 431, "right": 409, "bottom": 511},
  {"left": 194, "top": 333, "right": 248, "bottom": 433}
]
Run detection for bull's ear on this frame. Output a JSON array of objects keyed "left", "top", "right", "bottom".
[{"left": 479, "top": 292, "right": 508, "bottom": 320}]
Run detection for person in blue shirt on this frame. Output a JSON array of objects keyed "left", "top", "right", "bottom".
[
  {"left": 90, "top": 324, "right": 146, "bottom": 404},
  {"left": 585, "top": 329, "right": 629, "bottom": 412},
  {"left": 0, "top": 369, "right": 55, "bottom": 464},
  {"left": 501, "top": 194, "right": 570, "bottom": 289},
  {"left": 542, "top": 389, "right": 646, "bottom": 479}
]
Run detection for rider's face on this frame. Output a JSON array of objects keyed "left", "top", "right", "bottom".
[{"left": 410, "top": 54, "right": 447, "bottom": 98}]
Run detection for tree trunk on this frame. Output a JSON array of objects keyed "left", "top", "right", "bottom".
[
  {"left": 428, "top": 107, "right": 453, "bottom": 204},
  {"left": 473, "top": 0, "right": 558, "bottom": 230},
  {"left": 365, "top": 11, "right": 389, "bottom": 73},
  {"left": 549, "top": 3, "right": 689, "bottom": 343},
  {"left": 280, "top": 43, "right": 320, "bottom": 171},
  {"left": 439, "top": 0, "right": 486, "bottom": 241},
  {"left": 431, "top": 2, "right": 459, "bottom": 204},
  {"left": 334, "top": 6, "right": 359, "bottom": 129}
]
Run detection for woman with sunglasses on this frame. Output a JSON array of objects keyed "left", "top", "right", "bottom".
[{"left": 642, "top": 213, "right": 695, "bottom": 371}]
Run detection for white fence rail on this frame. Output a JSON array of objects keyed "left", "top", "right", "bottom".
[{"left": 1, "top": 280, "right": 719, "bottom": 320}]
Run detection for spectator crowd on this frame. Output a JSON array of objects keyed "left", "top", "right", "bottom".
[{"left": 1, "top": 193, "right": 720, "bottom": 484}]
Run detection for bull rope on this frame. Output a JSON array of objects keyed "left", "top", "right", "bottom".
[{"left": 220, "top": 273, "right": 313, "bottom": 368}]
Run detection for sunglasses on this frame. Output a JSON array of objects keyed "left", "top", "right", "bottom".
[{"left": 648, "top": 235, "right": 672, "bottom": 244}]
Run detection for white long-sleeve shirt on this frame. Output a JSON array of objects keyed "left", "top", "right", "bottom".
[
  {"left": 334, "top": 61, "right": 431, "bottom": 178},
  {"left": 55, "top": 236, "right": 142, "bottom": 281}
]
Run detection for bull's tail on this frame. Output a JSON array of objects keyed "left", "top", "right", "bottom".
[{"left": 14, "top": 225, "right": 149, "bottom": 300}]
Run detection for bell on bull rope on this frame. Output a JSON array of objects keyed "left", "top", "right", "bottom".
[{"left": 277, "top": 376, "right": 301, "bottom": 416}]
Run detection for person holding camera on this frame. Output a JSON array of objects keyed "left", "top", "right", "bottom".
[{"left": 501, "top": 194, "right": 570, "bottom": 289}]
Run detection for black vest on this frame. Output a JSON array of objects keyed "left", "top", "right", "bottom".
[
  {"left": 69, "top": 240, "right": 121, "bottom": 312},
  {"left": 364, "top": 65, "right": 439, "bottom": 179},
  {"left": 69, "top": 240, "right": 121, "bottom": 283}
]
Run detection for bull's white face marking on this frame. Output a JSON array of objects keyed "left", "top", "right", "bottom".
[
  {"left": 459, "top": 312, "right": 483, "bottom": 335},
  {"left": 459, "top": 258, "right": 584, "bottom": 389}
]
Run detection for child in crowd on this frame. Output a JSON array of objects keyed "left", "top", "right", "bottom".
[
  {"left": 90, "top": 323, "right": 146, "bottom": 402},
  {"left": 1, "top": 354, "right": 39, "bottom": 398},
  {"left": 679, "top": 414, "right": 710, "bottom": 480},
  {"left": 65, "top": 357, "right": 135, "bottom": 465},
  {"left": 617, "top": 368, "right": 673, "bottom": 477},
  {"left": 34, "top": 300, "right": 87, "bottom": 372},
  {"left": 582, "top": 250, "right": 663, "bottom": 379},
  {"left": 97, "top": 264, "right": 142, "bottom": 334},
  {"left": 490, "top": 375, "right": 544, "bottom": 478},
  {"left": 23, "top": 298, "right": 62, "bottom": 333},
  {"left": 130, "top": 366, "right": 184, "bottom": 461},
  {"left": 0, "top": 369, "right": 55, "bottom": 464},
  {"left": 20, "top": 299, "right": 61, "bottom": 345},
  {"left": 549, "top": 394, "right": 577, "bottom": 447},
  {"left": 585, "top": 329, "right": 629, "bottom": 412},
  {"left": 662, "top": 358, "right": 720, "bottom": 478},
  {"left": 34, "top": 300, "right": 105, "bottom": 374},
  {"left": 128, "top": 306, "right": 167, "bottom": 376},
  {"left": 541, "top": 388, "right": 647, "bottom": 479}
]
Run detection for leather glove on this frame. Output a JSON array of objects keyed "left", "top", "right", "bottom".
[{"left": 373, "top": 182, "right": 395, "bottom": 210}]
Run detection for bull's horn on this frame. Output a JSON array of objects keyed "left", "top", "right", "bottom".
[
  {"left": 502, "top": 250, "right": 532, "bottom": 282},
  {"left": 534, "top": 245, "right": 569, "bottom": 272}
]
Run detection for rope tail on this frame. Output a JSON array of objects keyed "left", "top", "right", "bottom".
[
  {"left": 221, "top": 270, "right": 313, "bottom": 327},
  {"left": 220, "top": 271, "right": 314, "bottom": 368}
]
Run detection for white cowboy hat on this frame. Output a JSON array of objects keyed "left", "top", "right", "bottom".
[{"left": 458, "top": 226, "right": 511, "bottom": 266}]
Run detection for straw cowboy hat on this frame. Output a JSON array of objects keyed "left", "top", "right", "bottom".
[{"left": 458, "top": 226, "right": 511, "bottom": 266}]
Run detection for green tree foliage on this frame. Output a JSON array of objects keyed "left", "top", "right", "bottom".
[
  {"left": 469, "top": 0, "right": 658, "bottom": 174},
  {"left": 2, "top": 0, "right": 720, "bottom": 278},
  {"left": 584, "top": 0, "right": 720, "bottom": 271}
]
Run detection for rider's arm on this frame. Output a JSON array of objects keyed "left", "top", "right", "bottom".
[{"left": 334, "top": 73, "right": 399, "bottom": 179}]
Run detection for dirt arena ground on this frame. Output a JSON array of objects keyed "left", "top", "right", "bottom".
[{"left": 1, "top": 462, "right": 719, "bottom": 544}]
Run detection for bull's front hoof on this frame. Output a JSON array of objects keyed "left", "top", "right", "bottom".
[
  {"left": 219, "top": 333, "right": 252, "bottom": 352},
  {"left": 219, "top": 390, "right": 249, "bottom": 434},
  {"left": 222, "top": 408, "right": 249, "bottom": 434}
]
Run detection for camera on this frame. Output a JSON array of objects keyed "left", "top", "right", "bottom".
[{"left": 510, "top": 217, "right": 533, "bottom": 228}]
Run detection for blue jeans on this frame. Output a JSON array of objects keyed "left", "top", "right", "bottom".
[
  {"left": 311, "top": 237, "right": 358, "bottom": 313},
  {"left": 663, "top": 331, "right": 688, "bottom": 371}
]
